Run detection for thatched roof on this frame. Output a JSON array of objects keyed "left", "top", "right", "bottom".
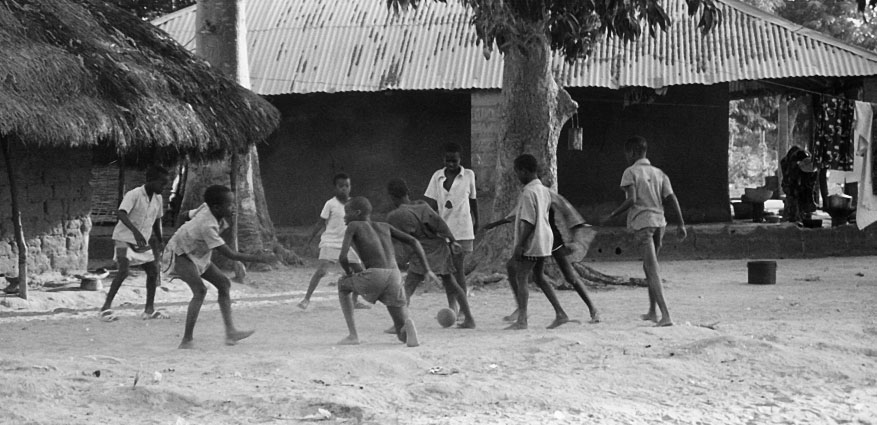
[{"left": 0, "top": 0, "right": 280, "bottom": 162}]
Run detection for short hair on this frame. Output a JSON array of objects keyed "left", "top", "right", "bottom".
[
  {"left": 145, "top": 165, "right": 169, "bottom": 182},
  {"left": 386, "top": 178, "right": 409, "bottom": 199},
  {"left": 625, "top": 136, "right": 648, "bottom": 156},
  {"left": 443, "top": 142, "right": 462, "bottom": 154},
  {"left": 347, "top": 196, "right": 372, "bottom": 215},
  {"left": 513, "top": 154, "right": 538, "bottom": 173},
  {"left": 333, "top": 173, "right": 350, "bottom": 186},
  {"left": 204, "top": 185, "right": 232, "bottom": 206}
]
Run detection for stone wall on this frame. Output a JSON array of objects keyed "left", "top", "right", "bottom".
[{"left": 0, "top": 145, "right": 92, "bottom": 275}]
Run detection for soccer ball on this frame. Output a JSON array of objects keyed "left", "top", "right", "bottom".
[{"left": 436, "top": 308, "right": 456, "bottom": 328}]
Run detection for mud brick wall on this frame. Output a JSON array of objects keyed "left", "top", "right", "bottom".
[
  {"left": 0, "top": 145, "right": 92, "bottom": 275},
  {"left": 470, "top": 90, "right": 504, "bottom": 223}
]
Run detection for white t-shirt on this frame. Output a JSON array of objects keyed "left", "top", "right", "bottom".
[
  {"left": 424, "top": 166, "right": 477, "bottom": 240},
  {"left": 319, "top": 197, "right": 348, "bottom": 249},
  {"left": 167, "top": 203, "right": 228, "bottom": 275},
  {"left": 514, "top": 179, "right": 553, "bottom": 257},
  {"left": 112, "top": 186, "right": 163, "bottom": 244},
  {"left": 620, "top": 158, "right": 674, "bottom": 230}
]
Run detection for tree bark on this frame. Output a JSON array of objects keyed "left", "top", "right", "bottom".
[{"left": 1, "top": 136, "right": 28, "bottom": 299}]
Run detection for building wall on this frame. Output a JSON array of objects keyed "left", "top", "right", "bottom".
[
  {"left": 0, "top": 145, "right": 92, "bottom": 275},
  {"left": 261, "top": 91, "right": 471, "bottom": 225}
]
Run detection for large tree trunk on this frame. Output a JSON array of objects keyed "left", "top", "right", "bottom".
[{"left": 185, "top": 0, "right": 301, "bottom": 272}]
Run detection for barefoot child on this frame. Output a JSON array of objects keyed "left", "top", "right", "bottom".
[
  {"left": 337, "top": 196, "right": 438, "bottom": 346},
  {"left": 167, "top": 185, "right": 275, "bottom": 349},
  {"left": 505, "top": 154, "right": 578, "bottom": 330},
  {"left": 603, "top": 136, "right": 686, "bottom": 327},
  {"left": 386, "top": 178, "right": 475, "bottom": 329},
  {"left": 484, "top": 191, "right": 599, "bottom": 324},
  {"left": 298, "top": 173, "right": 369, "bottom": 310},
  {"left": 99, "top": 165, "right": 170, "bottom": 322}
]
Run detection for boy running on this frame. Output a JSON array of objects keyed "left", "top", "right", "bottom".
[
  {"left": 602, "top": 136, "right": 686, "bottom": 327},
  {"left": 99, "top": 165, "right": 170, "bottom": 322},
  {"left": 337, "top": 196, "right": 438, "bottom": 346},
  {"left": 505, "top": 154, "right": 578, "bottom": 330},
  {"left": 298, "top": 173, "right": 369, "bottom": 310},
  {"left": 168, "top": 185, "right": 275, "bottom": 349},
  {"left": 386, "top": 178, "right": 476, "bottom": 329}
]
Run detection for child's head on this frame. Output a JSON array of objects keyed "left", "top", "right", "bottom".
[
  {"left": 204, "top": 185, "right": 234, "bottom": 219},
  {"left": 333, "top": 173, "right": 351, "bottom": 199},
  {"left": 144, "top": 165, "right": 170, "bottom": 194},
  {"left": 344, "top": 196, "right": 372, "bottom": 224},
  {"left": 624, "top": 136, "right": 648, "bottom": 163},
  {"left": 513, "top": 154, "right": 539, "bottom": 184},
  {"left": 386, "top": 178, "right": 409, "bottom": 202},
  {"left": 443, "top": 142, "right": 462, "bottom": 172}
]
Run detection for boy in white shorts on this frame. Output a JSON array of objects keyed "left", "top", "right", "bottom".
[{"left": 299, "top": 173, "right": 370, "bottom": 310}]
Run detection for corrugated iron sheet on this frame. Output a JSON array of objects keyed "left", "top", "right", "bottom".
[{"left": 152, "top": 0, "right": 877, "bottom": 95}]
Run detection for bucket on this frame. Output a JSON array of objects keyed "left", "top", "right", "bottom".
[{"left": 747, "top": 260, "right": 777, "bottom": 285}]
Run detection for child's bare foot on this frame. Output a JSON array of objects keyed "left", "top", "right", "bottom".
[
  {"left": 297, "top": 299, "right": 309, "bottom": 310},
  {"left": 502, "top": 309, "right": 520, "bottom": 322},
  {"left": 546, "top": 317, "right": 581, "bottom": 329},
  {"left": 178, "top": 340, "right": 195, "bottom": 349},
  {"left": 338, "top": 335, "right": 360, "bottom": 345},
  {"left": 504, "top": 322, "right": 527, "bottom": 330},
  {"left": 590, "top": 311, "right": 601, "bottom": 323},
  {"left": 354, "top": 301, "right": 372, "bottom": 310},
  {"left": 457, "top": 319, "right": 476, "bottom": 329},
  {"left": 225, "top": 329, "right": 255, "bottom": 346},
  {"left": 383, "top": 325, "right": 397, "bottom": 334},
  {"left": 640, "top": 312, "right": 658, "bottom": 323},
  {"left": 405, "top": 319, "right": 419, "bottom": 347},
  {"left": 656, "top": 317, "right": 674, "bottom": 327}
]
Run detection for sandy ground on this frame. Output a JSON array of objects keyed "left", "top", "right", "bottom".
[{"left": 1, "top": 257, "right": 876, "bottom": 424}]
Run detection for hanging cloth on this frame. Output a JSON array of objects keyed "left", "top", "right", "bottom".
[
  {"left": 854, "top": 102, "right": 877, "bottom": 230},
  {"left": 812, "top": 95, "right": 855, "bottom": 171}
]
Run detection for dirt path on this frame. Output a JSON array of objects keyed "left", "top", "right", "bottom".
[{"left": 1, "top": 258, "right": 876, "bottom": 424}]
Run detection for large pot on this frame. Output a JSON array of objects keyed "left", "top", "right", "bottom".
[{"left": 828, "top": 193, "right": 853, "bottom": 211}]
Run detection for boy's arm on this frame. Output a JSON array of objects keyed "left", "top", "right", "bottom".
[
  {"left": 214, "top": 244, "right": 275, "bottom": 264},
  {"left": 469, "top": 199, "right": 479, "bottom": 235},
  {"left": 117, "top": 210, "right": 147, "bottom": 247},
  {"left": 308, "top": 218, "right": 328, "bottom": 244},
  {"left": 389, "top": 225, "right": 439, "bottom": 283},
  {"left": 665, "top": 193, "right": 687, "bottom": 240},
  {"left": 604, "top": 185, "right": 636, "bottom": 224},
  {"left": 339, "top": 225, "right": 356, "bottom": 275}
]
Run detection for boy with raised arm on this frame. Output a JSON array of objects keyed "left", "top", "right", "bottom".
[
  {"left": 602, "top": 136, "right": 686, "bottom": 327},
  {"left": 168, "top": 185, "right": 275, "bottom": 349},
  {"left": 337, "top": 196, "right": 438, "bottom": 346}
]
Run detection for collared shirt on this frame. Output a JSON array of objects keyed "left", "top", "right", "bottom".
[
  {"left": 319, "top": 197, "right": 348, "bottom": 249},
  {"left": 514, "top": 179, "right": 553, "bottom": 257},
  {"left": 620, "top": 158, "right": 674, "bottom": 230},
  {"left": 424, "top": 166, "right": 477, "bottom": 240},
  {"left": 167, "top": 203, "right": 228, "bottom": 274},
  {"left": 112, "top": 185, "right": 163, "bottom": 244}
]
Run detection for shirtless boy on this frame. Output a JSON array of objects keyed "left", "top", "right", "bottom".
[{"left": 337, "top": 196, "right": 438, "bottom": 346}]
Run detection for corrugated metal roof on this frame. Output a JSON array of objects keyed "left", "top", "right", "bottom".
[{"left": 152, "top": 0, "right": 877, "bottom": 95}]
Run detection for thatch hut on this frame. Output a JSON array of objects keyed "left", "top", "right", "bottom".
[{"left": 0, "top": 0, "right": 280, "bottom": 292}]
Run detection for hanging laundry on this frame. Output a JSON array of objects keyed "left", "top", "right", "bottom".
[
  {"left": 855, "top": 102, "right": 877, "bottom": 230},
  {"left": 812, "top": 95, "right": 855, "bottom": 171}
]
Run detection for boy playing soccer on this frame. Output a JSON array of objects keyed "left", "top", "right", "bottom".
[
  {"left": 505, "top": 154, "right": 578, "bottom": 330},
  {"left": 298, "top": 173, "right": 369, "bottom": 310},
  {"left": 168, "top": 185, "right": 275, "bottom": 349},
  {"left": 386, "top": 178, "right": 476, "bottom": 329},
  {"left": 337, "top": 196, "right": 438, "bottom": 346},
  {"left": 99, "top": 165, "right": 170, "bottom": 322},
  {"left": 603, "top": 136, "right": 686, "bottom": 327}
]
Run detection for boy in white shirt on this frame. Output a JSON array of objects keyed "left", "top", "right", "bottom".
[
  {"left": 299, "top": 173, "right": 369, "bottom": 310},
  {"left": 99, "top": 165, "right": 169, "bottom": 322},
  {"left": 505, "top": 154, "right": 578, "bottom": 330}
]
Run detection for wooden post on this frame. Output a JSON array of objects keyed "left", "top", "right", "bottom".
[
  {"left": 1, "top": 136, "right": 28, "bottom": 300},
  {"left": 229, "top": 151, "right": 245, "bottom": 281},
  {"left": 777, "top": 95, "right": 790, "bottom": 192}
]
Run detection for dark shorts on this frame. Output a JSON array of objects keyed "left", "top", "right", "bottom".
[
  {"left": 338, "top": 268, "right": 406, "bottom": 307},
  {"left": 633, "top": 227, "right": 665, "bottom": 251}
]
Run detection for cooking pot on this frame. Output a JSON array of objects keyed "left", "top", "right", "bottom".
[{"left": 828, "top": 193, "right": 853, "bottom": 211}]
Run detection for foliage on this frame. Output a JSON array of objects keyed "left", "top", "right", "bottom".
[
  {"left": 388, "top": 0, "right": 723, "bottom": 61},
  {"left": 108, "top": 0, "right": 195, "bottom": 20}
]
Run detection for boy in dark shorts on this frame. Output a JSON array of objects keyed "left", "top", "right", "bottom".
[
  {"left": 337, "top": 196, "right": 439, "bottom": 346},
  {"left": 386, "top": 178, "right": 475, "bottom": 329}
]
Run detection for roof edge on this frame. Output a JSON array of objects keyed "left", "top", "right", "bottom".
[{"left": 150, "top": 3, "right": 196, "bottom": 26}]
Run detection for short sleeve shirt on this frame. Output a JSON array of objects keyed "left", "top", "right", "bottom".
[
  {"left": 167, "top": 203, "right": 228, "bottom": 274},
  {"left": 620, "top": 158, "right": 674, "bottom": 230},
  {"left": 319, "top": 197, "right": 348, "bottom": 249},
  {"left": 424, "top": 166, "right": 477, "bottom": 241},
  {"left": 514, "top": 180, "right": 553, "bottom": 257},
  {"left": 387, "top": 202, "right": 454, "bottom": 275},
  {"left": 112, "top": 186, "right": 163, "bottom": 244}
]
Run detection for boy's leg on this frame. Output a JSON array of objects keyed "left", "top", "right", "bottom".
[
  {"left": 640, "top": 229, "right": 672, "bottom": 326},
  {"left": 505, "top": 258, "right": 536, "bottom": 330},
  {"left": 384, "top": 272, "right": 422, "bottom": 334},
  {"left": 351, "top": 263, "right": 371, "bottom": 309},
  {"left": 502, "top": 258, "right": 521, "bottom": 322},
  {"left": 299, "top": 260, "right": 331, "bottom": 309},
  {"left": 337, "top": 276, "right": 360, "bottom": 345},
  {"left": 553, "top": 252, "right": 600, "bottom": 322},
  {"left": 440, "top": 274, "right": 475, "bottom": 328},
  {"left": 533, "top": 259, "right": 578, "bottom": 329},
  {"left": 100, "top": 249, "right": 130, "bottom": 312},
  {"left": 202, "top": 264, "right": 255, "bottom": 344},
  {"left": 449, "top": 249, "right": 467, "bottom": 314},
  {"left": 142, "top": 260, "right": 159, "bottom": 315},
  {"left": 174, "top": 255, "right": 208, "bottom": 349},
  {"left": 386, "top": 305, "right": 408, "bottom": 343}
]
